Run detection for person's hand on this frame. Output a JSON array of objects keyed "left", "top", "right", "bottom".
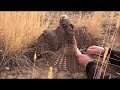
[
  {"left": 75, "top": 47, "right": 92, "bottom": 67},
  {"left": 86, "top": 46, "right": 105, "bottom": 56}
]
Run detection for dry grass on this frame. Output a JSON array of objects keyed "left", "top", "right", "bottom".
[
  {"left": 0, "top": 11, "right": 120, "bottom": 55},
  {"left": 0, "top": 11, "right": 48, "bottom": 54},
  {"left": 48, "top": 67, "right": 53, "bottom": 79},
  {"left": 0, "top": 11, "right": 120, "bottom": 79}
]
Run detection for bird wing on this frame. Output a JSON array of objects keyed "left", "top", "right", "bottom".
[
  {"left": 75, "top": 27, "right": 99, "bottom": 50},
  {"left": 36, "top": 29, "right": 59, "bottom": 59}
]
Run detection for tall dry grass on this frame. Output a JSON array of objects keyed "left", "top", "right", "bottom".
[
  {"left": 0, "top": 11, "right": 120, "bottom": 55},
  {"left": 0, "top": 11, "right": 48, "bottom": 55}
]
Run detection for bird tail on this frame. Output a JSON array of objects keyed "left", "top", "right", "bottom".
[{"left": 48, "top": 46, "right": 81, "bottom": 73}]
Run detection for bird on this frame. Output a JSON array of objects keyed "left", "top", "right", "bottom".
[
  {"left": 48, "top": 18, "right": 81, "bottom": 73},
  {"left": 36, "top": 15, "right": 99, "bottom": 73}
]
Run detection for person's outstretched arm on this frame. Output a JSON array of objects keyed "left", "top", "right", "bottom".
[
  {"left": 75, "top": 47, "right": 120, "bottom": 79},
  {"left": 86, "top": 46, "right": 120, "bottom": 66}
]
